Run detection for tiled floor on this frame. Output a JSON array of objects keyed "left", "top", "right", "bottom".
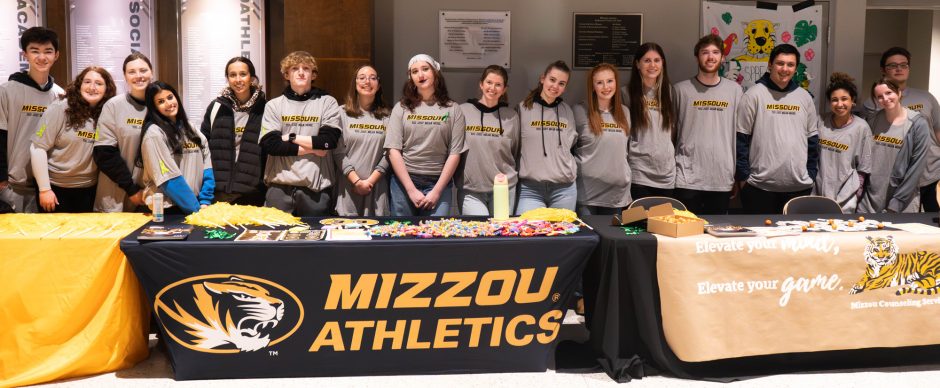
[{"left": 36, "top": 312, "right": 940, "bottom": 388}]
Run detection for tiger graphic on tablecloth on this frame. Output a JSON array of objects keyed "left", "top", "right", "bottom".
[{"left": 849, "top": 236, "right": 940, "bottom": 296}]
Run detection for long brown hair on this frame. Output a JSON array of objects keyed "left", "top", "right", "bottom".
[
  {"left": 345, "top": 65, "right": 390, "bottom": 119},
  {"left": 586, "top": 63, "right": 630, "bottom": 137},
  {"left": 400, "top": 62, "right": 451, "bottom": 111},
  {"left": 871, "top": 77, "right": 903, "bottom": 108},
  {"left": 627, "top": 43, "right": 676, "bottom": 134},
  {"left": 523, "top": 60, "right": 570, "bottom": 109},
  {"left": 64, "top": 66, "right": 116, "bottom": 130}
]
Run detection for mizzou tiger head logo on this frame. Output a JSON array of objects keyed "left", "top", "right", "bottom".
[{"left": 155, "top": 275, "right": 304, "bottom": 353}]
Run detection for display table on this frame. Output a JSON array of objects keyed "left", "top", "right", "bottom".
[
  {"left": 120, "top": 217, "right": 598, "bottom": 380},
  {"left": 0, "top": 213, "right": 152, "bottom": 388},
  {"left": 582, "top": 213, "right": 940, "bottom": 382}
]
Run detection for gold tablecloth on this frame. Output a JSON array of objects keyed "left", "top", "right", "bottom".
[{"left": 0, "top": 213, "right": 151, "bottom": 387}]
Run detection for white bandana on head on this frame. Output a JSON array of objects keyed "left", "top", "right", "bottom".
[{"left": 408, "top": 54, "right": 441, "bottom": 72}]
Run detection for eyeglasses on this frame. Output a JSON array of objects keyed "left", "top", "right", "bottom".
[
  {"left": 885, "top": 63, "right": 910, "bottom": 70},
  {"left": 356, "top": 75, "right": 379, "bottom": 82}
]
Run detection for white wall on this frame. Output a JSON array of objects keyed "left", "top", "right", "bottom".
[{"left": 375, "top": 0, "right": 870, "bottom": 109}]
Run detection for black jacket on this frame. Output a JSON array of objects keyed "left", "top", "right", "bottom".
[{"left": 200, "top": 92, "right": 267, "bottom": 195}]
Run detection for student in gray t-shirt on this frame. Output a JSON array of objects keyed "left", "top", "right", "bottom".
[
  {"left": 385, "top": 54, "right": 466, "bottom": 216},
  {"left": 735, "top": 44, "right": 820, "bottom": 214},
  {"left": 333, "top": 65, "right": 391, "bottom": 216},
  {"left": 0, "top": 27, "right": 64, "bottom": 213},
  {"left": 515, "top": 60, "right": 577, "bottom": 214},
  {"left": 622, "top": 42, "right": 678, "bottom": 201},
  {"left": 858, "top": 78, "right": 930, "bottom": 213},
  {"left": 814, "top": 73, "right": 872, "bottom": 213},
  {"left": 138, "top": 81, "right": 214, "bottom": 215},
  {"left": 674, "top": 35, "right": 743, "bottom": 214},
  {"left": 30, "top": 67, "right": 117, "bottom": 212},
  {"left": 860, "top": 47, "right": 940, "bottom": 212},
  {"left": 459, "top": 65, "right": 520, "bottom": 216},
  {"left": 259, "top": 52, "right": 343, "bottom": 216},
  {"left": 575, "top": 63, "right": 632, "bottom": 216},
  {"left": 94, "top": 53, "right": 152, "bottom": 212}
]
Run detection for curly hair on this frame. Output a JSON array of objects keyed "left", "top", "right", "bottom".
[
  {"left": 826, "top": 72, "right": 858, "bottom": 102},
  {"left": 64, "top": 66, "right": 116, "bottom": 130}
]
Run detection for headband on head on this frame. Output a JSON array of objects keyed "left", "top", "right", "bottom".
[{"left": 408, "top": 54, "right": 441, "bottom": 72}]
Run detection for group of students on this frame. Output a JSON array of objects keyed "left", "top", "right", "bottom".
[{"left": 2, "top": 28, "right": 939, "bottom": 218}]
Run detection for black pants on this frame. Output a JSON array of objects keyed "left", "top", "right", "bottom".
[
  {"left": 38, "top": 185, "right": 95, "bottom": 213},
  {"left": 265, "top": 184, "right": 332, "bottom": 216},
  {"left": 674, "top": 188, "right": 731, "bottom": 215},
  {"left": 740, "top": 184, "right": 811, "bottom": 214},
  {"left": 630, "top": 184, "right": 674, "bottom": 202},
  {"left": 921, "top": 181, "right": 939, "bottom": 212}
]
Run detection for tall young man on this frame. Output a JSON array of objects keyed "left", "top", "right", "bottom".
[
  {"left": 0, "top": 27, "right": 64, "bottom": 213},
  {"left": 734, "top": 44, "right": 820, "bottom": 214},
  {"left": 862, "top": 47, "right": 940, "bottom": 212},
  {"left": 673, "top": 34, "right": 743, "bottom": 214}
]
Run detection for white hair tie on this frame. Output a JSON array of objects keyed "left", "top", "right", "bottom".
[{"left": 408, "top": 54, "right": 441, "bottom": 71}]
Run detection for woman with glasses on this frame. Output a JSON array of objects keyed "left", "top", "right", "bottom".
[
  {"left": 333, "top": 65, "right": 391, "bottom": 216},
  {"left": 200, "top": 56, "right": 267, "bottom": 206}
]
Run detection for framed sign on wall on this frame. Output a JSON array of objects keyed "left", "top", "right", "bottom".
[
  {"left": 572, "top": 13, "right": 643, "bottom": 69},
  {"left": 439, "top": 10, "right": 510, "bottom": 69}
]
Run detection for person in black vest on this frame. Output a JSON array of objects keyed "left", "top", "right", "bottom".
[{"left": 200, "top": 57, "right": 267, "bottom": 206}]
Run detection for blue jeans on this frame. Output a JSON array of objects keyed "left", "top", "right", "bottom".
[
  {"left": 390, "top": 174, "right": 453, "bottom": 216},
  {"left": 460, "top": 187, "right": 517, "bottom": 216},
  {"left": 515, "top": 179, "right": 577, "bottom": 215}
]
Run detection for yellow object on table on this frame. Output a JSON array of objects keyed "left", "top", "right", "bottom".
[{"left": 0, "top": 213, "right": 151, "bottom": 387}]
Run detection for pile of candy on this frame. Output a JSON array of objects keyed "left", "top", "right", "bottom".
[{"left": 369, "top": 218, "right": 581, "bottom": 238}]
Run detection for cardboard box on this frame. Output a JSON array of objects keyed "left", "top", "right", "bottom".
[
  {"left": 647, "top": 215, "right": 705, "bottom": 238},
  {"left": 612, "top": 203, "right": 675, "bottom": 225}
]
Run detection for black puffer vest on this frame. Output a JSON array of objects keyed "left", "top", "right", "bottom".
[{"left": 204, "top": 94, "right": 267, "bottom": 195}]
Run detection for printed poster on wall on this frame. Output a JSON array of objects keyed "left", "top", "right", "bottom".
[
  {"left": 703, "top": 1, "right": 823, "bottom": 101},
  {"left": 439, "top": 11, "right": 510, "bottom": 68},
  {"left": 0, "top": 0, "right": 43, "bottom": 81},
  {"left": 69, "top": 0, "right": 155, "bottom": 93},
  {"left": 181, "top": 0, "right": 265, "bottom": 128}
]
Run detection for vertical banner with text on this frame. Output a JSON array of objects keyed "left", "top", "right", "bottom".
[
  {"left": 180, "top": 0, "right": 265, "bottom": 128},
  {"left": 69, "top": 0, "right": 155, "bottom": 93},
  {"left": 1, "top": 0, "right": 43, "bottom": 81}
]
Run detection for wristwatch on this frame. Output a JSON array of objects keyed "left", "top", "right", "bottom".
[{"left": 288, "top": 133, "right": 296, "bottom": 143}]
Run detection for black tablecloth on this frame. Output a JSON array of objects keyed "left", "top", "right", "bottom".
[
  {"left": 581, "top": 213, "right": 940, "bottom": 382},
  {"left": 121, "top": 216, "right": 598, "bottom": 380}
]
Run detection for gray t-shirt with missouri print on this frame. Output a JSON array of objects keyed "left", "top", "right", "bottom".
[
  {"left": 31, "top": 99, "right": 98, "bottom": 188},
  {"left": 384, "top": 101, "right": 466, "bottom": 176},
  {"left": 863, "top": 87, "right": 940, "bottom": 186},
  {"left": 517, "top": 100, "right": 577, "bottom": 184},
  {"left": 140, "top": 124, "right": 211, "bottom": 209},
  {"left": 736, "top": 83, "right": 818, "bottom": 192},
  {"left": 93, "top": 93, "right": 147, "bottom": 212},
  {"left": 627, "top": 89, "right": 676, "bottom": 189},
  {"left": 674, "top": 77, "right": 743, "bottom": 192},
  {"left": 574, "top": 103, "right": 631, "bottom": 208},
  {"left": 0, "top": 77, "right": 64, "bottom": 188},
  {"left": 333, "top": 109, "right": 390, "bottom": 216},
  {"left": 813, "top": 113, "right": 872, "bottom": 213},
  {"left": 459, "top": 102, "right": 520, "bottom": 193},
  {"left": 260, "top": 94, "right": 341, "bottom": 192}
]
